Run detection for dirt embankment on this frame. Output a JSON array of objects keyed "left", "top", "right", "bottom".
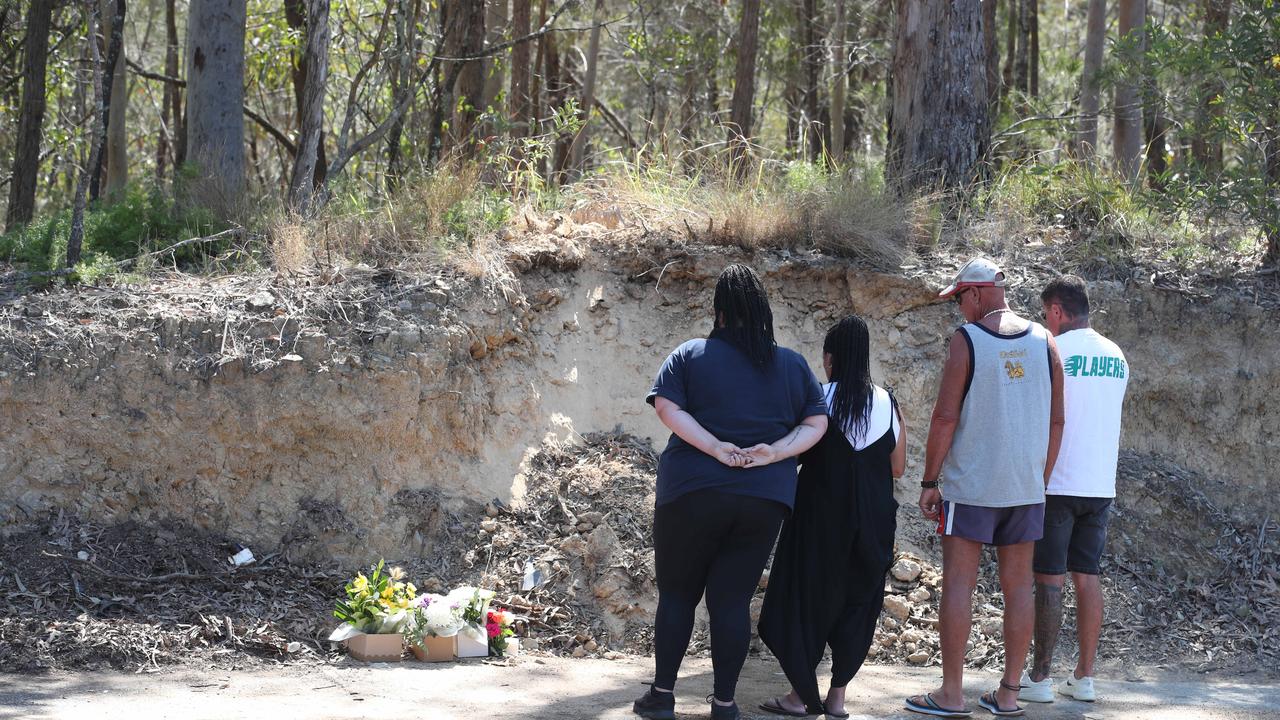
[{"left": 1, "top": 226, "right": 1277, "bottom": 560}]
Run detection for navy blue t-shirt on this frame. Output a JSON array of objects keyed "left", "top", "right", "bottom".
[{"left": 646, "top": 331, "right": 827, "bottom": 509}]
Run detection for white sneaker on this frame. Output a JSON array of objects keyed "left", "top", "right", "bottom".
[
  {"left": 1019, "top": 671, "right": 1055, "bottom": 703},
  {"left": 1057, "top": 675, "right": 1096, "bottom": 702}
]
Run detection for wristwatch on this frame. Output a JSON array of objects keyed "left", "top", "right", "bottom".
[{"left": 920, "top": 479, "right": 939, "bottom": 489}]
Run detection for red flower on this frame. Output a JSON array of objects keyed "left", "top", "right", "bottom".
[{"left": 486, "top": 622, "right": 502, "bottom": 638}]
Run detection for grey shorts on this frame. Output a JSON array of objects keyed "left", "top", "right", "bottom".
[
  {"left": 938, "top": 500, "right": 1045, "bottom": 546},
  {"left": 1033, "top": 495, "right": 1112, "bottom": 575}
]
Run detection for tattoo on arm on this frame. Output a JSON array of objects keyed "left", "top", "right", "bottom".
[{"left": 1032, "top": 581, "right": 1064, "bottom": 681}]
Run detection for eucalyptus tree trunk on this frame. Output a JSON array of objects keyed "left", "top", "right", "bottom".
[
  {"left": 1112, "top": 0, "right": 1145, "bottom": 182},
  {"left": 887, "top": 0, "right": 989, "bottom": 191},
  {"left": 288, "top": 0, "right": 329, "bottom": 212},
  {"left": 727, "top": 0, "right": 762, "bottom": 172},
  {"left": 829, "top": 0, "right": 848, "bottom": 163},
  {"left": 100, "top": 0, "right": 129, "bottom": 201},
  {"left": 1072, "top": 0, "right": 1106, "bottom": 160},
  {"left": 5, "top": 0, "right": 53, "bottom": 230},
  {"left": 567, "top": 0, "right": 606, "bottom": 177},
  {"left": 509, "top": 0, "right": 532, "bottom": 151},
  {"left": 185, "top": 0, "right": 248, "bottom": 205}
]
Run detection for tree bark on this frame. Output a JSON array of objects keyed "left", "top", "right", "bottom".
[
  {"left": 1265, "top": 107, "right": 1280, "bottom": 266},
  {"left": 887, "top": 0, "right": 990, "bottom": 192},
  {"left": 1029, "top": 0, "right": 1038, "bottom": 97},
  {"left": 800, "top": 0, "right": 824, "bottom": 161},
  {"left": 1191, "top": 0, "right": 1231, "bottom": 171},
  {"left": 567, "top": 0, "right": 605, "bottom": 177},
  {"left": 1113, "top": 0, "right": 1145, "bottom": 182},
  {"left": 70, "top": 3, "right": 106, "bottom": 268},
  {"left": 185, "top": 0, "right": 247, "bottom": 205},
  {"left": 5, "top": 0, "right": 53, "bottom": 231},
  {"left": 90, "top": 0, "right": 125, "bottom": 202},
  {"left": 482, "top": 0, "right": 507, "bottom": 135},
  {"left": 445, "top": 0, "right": 486, "bottom": 159},
  {"left": 1141, "top": 30, "right": 1166, "bottom": 190},
  {"left": 288, "top": 0, "right": 329, "bottom": 212},
  {"left": 385, "top": 0, "right": 420, "bottom": 189},
  {"left": 285, "top": 0, "right": 327, "bottom": 194},
  {"left": 1002, "top": 0, "right": 1016, "bottom": 99},
  {"left": 101, "top": 0, "right": 128, "bottom": 200},
  {"left": 157, "top": 0, "right": 181, "bottom": 182},
  {"left": 1013, "top": 0, "right": 1029, "bottom": 95},
  {"left": 983, "top": 0, "right": 999, "bottom": 108},
  {"left": 509, "top": 0, "right": 532, "bottom": 148},
  {"left": 727, "top": 0, "right": 762, "bottom": 171},
  {"left": 829, "top": 0, "right": 848, "bottom": 164},
  {"left": 1073, "top": 0, "right": 1106, "bottom": 160}
]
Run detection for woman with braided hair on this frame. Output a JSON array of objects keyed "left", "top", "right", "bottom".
[
  {"left": 758, "top": 315, "right": 908, "bottom": 718},
  {"left": 633, "top": 264, "right": 829, "bottom": 720}
]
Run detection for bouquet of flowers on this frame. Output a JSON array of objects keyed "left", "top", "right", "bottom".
[
  {"left": 448, "top": 586, "right": 496, "bottom": 646},
  {"left": 333, "top": 560, "right": 417, "bottom": 634},
  {"left": 403, "top": 593, "right": 467, "bottom": 646},
  {"left": 486, "top": 609, "right": 516, "bottom": 657}
]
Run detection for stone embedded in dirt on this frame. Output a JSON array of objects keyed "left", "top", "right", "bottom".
[
  {"left": 480, "top": 519, "right": 498, "bottom": 533},
  {"left": 907, "top": 650, "right": 931, "bottom": 664},
  {"left": 883, "top": 595, "right": 911, "bottom": 622},
  {"left": 572, "top": 646, "right": 587, "bottom": 658},
  {"left": 584, "top": 640, "right": 599, "bottom": 653},
  {"left": 579, "top": 511, "right": 605, "bottom": 526},
  {"left": 245, "top": 291, "right": 275, "bottom": 311},
  {"left": 560, "top": 535, "right": 587, "bottom": 557},
  {"left": 979, "top": 618, "right": 1003, "bottom": 637},
  {"left": 585, "top": 523, "right": 619, "bottom": 568},
  {"left": 485, "top": 503, "right": 500, "bottom": 518},
  {"left": 908, "top": 587, "right": 931, "bottom": 603},
  {"left": 604, "top": 651, "right": 624, "bottom": 660},
  {"left": 891, "top": 558, "right": 923, "bottom": 583}
]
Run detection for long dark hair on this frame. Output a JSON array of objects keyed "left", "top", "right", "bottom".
[
  {"left": 824, "top": 315, "right": 873, "bottom": 439},
  {"left": 712, "top": 264, "right": 776, "bottom": 368}
]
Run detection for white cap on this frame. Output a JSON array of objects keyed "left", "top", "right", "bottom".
[{"left": 937, "top": 257, "right": 1007, "bottom": 298}]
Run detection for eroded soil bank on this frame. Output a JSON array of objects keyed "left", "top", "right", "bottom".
[{"left": 2, "top": 231, "right": 1276, "bottom": 562}]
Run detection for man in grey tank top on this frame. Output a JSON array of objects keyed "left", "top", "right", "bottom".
[{"left": 905, "top": 258, "right": 1066, "bottom": 719}]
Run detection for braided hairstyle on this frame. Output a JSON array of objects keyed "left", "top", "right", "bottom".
[
  {"left": 712, "top": 264, "right": 776, "bottom": 368},
  {"left": 824, "top": 315, "right": 873, "bottom": 440}
]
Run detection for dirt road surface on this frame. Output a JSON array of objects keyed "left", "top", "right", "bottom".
[{"left": 2, "top": 655, "right": 1276, "bottom": 720}]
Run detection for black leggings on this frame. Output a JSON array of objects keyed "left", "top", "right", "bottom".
[{"left": 653, "top": 490, "right": 787, "bottom": 701}]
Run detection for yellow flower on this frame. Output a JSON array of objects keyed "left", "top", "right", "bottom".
[
  {"left": 1272, "top": 54, "right": 1280, "bottom": 71},
  {"left": 405, "top": 584, "right": 417, "bottom": 598},
  {"left": 381, "top": 586, "right": 394, "bottom": 600},
  {"left": 351, "top": 574, "right": 368, "bottom": 593}
]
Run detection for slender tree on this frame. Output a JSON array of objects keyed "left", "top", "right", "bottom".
[
  {"left": 983, "top": 0, "right": 999, "bottom": 107},
  {"left": 5, "top": 0, "right": 54, "bottom": 230},
  {"left": 1073, "top": 0, "right": 1106, "bottom": 159},
  {"left": 567, "top": 0, "right": 606, "bottom": 176},
  {"left": 100, "top": 0, "right": 128, "bottom": 201},
  {"left": 156, "top": 0, "right": 183, "bottom": 182},
  {"left": 1113, "top": 0, "right": 1145, "bottom": 182},
  {"left": 69, "top": 2, "right": 106, "bottom": 268},
  {"left": 887, "top": 0, "right": 989, "bottom": 191},
  {"left": 800, "top": 0, "right": 825, "bottom": 161},
  {"left": 285, "top": 0, "right": 328, "bottom": 193},
  {"left": 509, "top": 0, "right": 532, "bottom": 151},
  {"left": 829, "top": 0, "right": 848, "bottom": 163},
  {"left": 288, "top": 0, "right": 329, "bottom": 212},
  {"left": 185, "top": 0, "right": 248, "bottom": 204},
  {"left": 727, "top": 0, "right": 762, "bottom": 171},
  {"left": 482, "top": 0, "right": 507, "bottom": 135},
  {"left": 1192, "top": 0, "right": 1232, "bottom": 171}
]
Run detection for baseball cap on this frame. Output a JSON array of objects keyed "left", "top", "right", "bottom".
[{"left": 937, "top": 257, "right": 1007, "bottom": 298}]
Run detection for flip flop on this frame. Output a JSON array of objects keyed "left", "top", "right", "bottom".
[
  {"left": 823, "top": 702, "right": 850, "bottom": 719},
  {"left": 904, "top": 693, "right": 973, "bottom": 718},
  {"left": 759, "top": 696, "right": 810, "bottom": 717},
  {"left": 978, "top": 691, "right": 1025, "bottom": 717}
]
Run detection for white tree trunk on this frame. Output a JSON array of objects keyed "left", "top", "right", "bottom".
[{"left": 185, "top": 0, "right": 247, "bottom": 205}]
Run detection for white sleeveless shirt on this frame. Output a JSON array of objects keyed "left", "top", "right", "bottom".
[{"left": 823, "top": 383, "right": 899, "bottom": 451}]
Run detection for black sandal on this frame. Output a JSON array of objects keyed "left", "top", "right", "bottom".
[
  {"left": 977, "top": 682, "right": 1025, "bottom": 717},
  {"left": 759, "top": 695, "right": 810, "bottom": 717}
]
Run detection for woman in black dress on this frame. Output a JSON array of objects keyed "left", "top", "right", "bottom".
[
  {"left": 632, "top": 265, "right": 829, "bottom": 720},
  {"left": 757, "top": 315, "right": 908, "bottom": 718}
]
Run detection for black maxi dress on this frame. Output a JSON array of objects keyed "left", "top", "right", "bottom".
[{"left": 756, "top": 395, "right": 899, "bottom": 714}]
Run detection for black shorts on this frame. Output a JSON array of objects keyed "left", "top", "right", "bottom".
[{"left": 1033, "top": 495, "right": 1112, "bottom": 575}]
